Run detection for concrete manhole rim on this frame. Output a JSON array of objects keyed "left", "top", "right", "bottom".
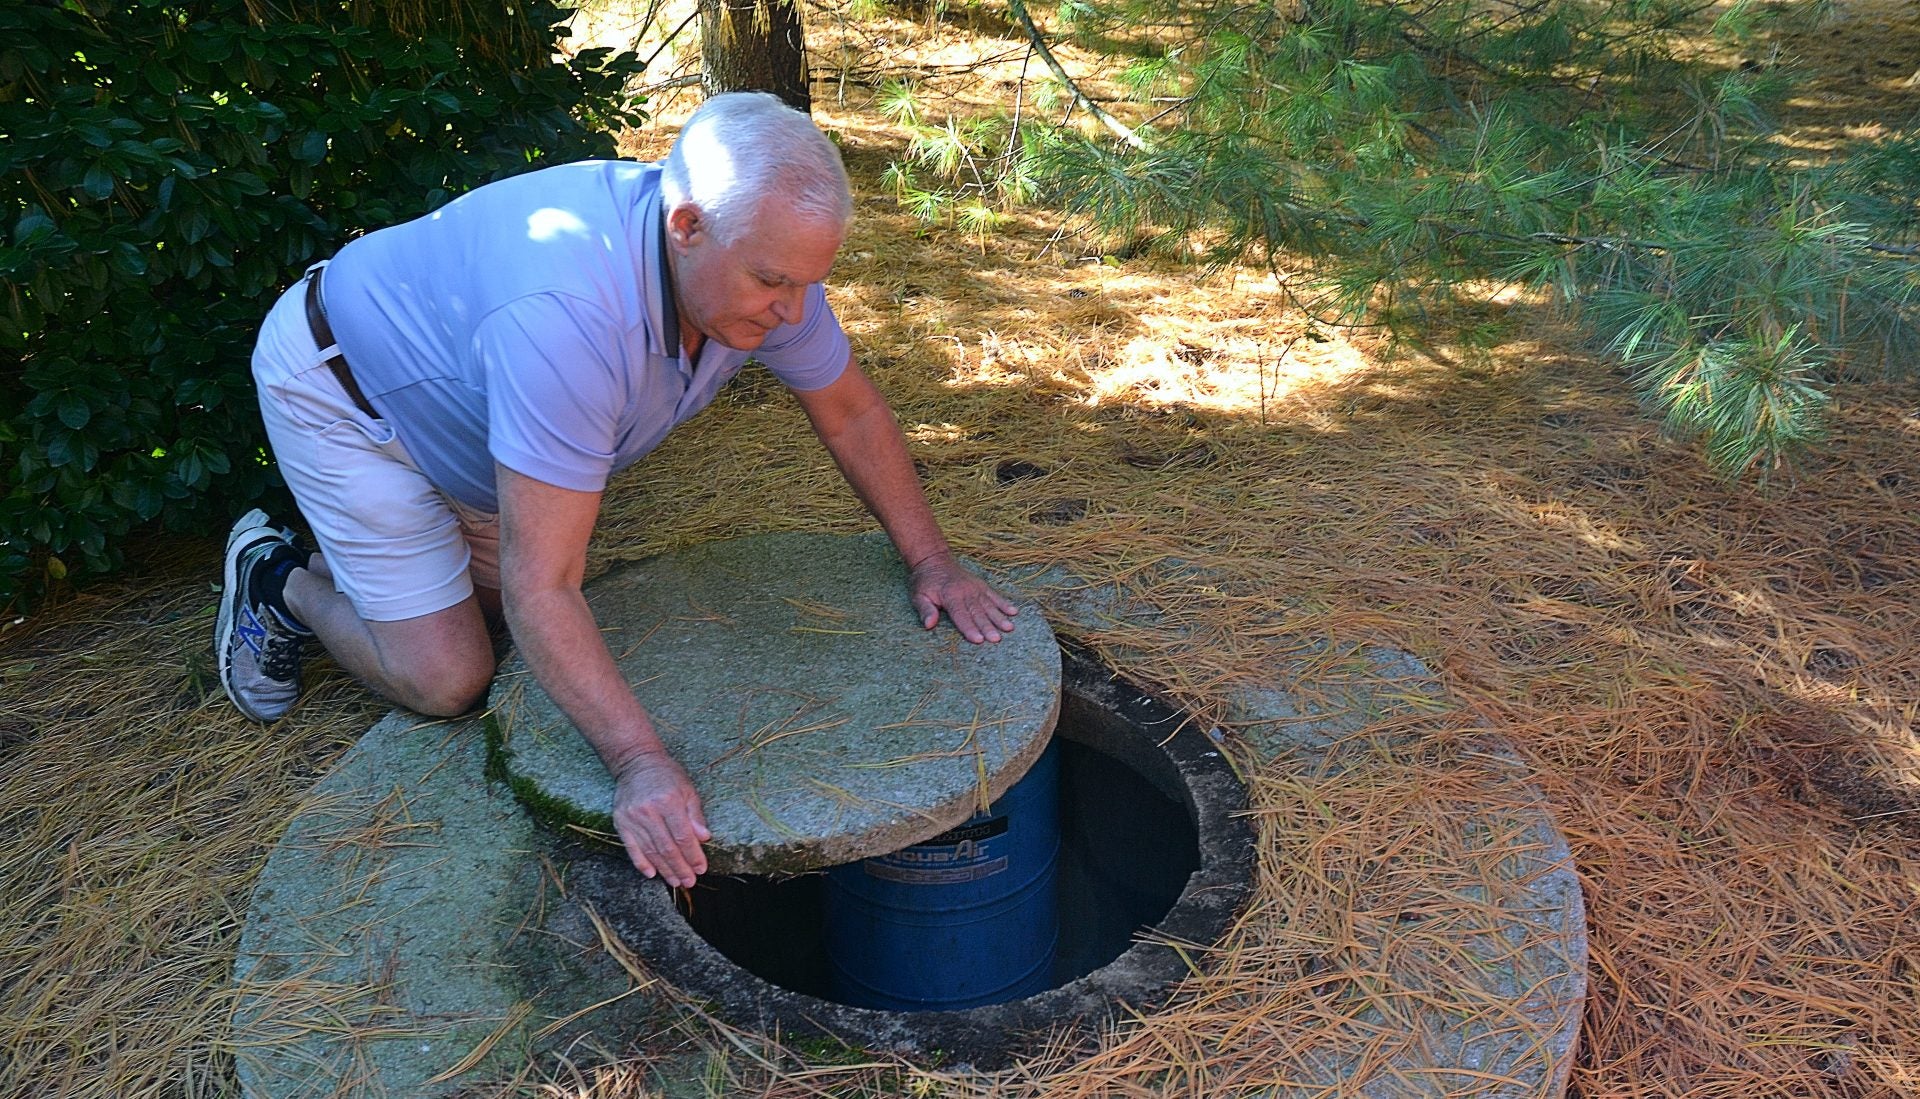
[{"left": 570, "top": 641, "right": 1258, "bottom": 1069}]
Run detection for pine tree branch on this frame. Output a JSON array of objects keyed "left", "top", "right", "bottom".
[
  {"left": 1007, "top": 44, "right": 1033, "bottom": 161},
  {"left": 637, "top": 73, "right": 704, "bottom": 95},
  {"left": 1140, "top": 98, "right": 1195, "bottom": 128},
  {"left": 642, "top": 9, "right": 700, "bottom": 72},
  {"left": 1004, "top": 0, "right": 1151, "bottom": 151},
  {"left": 1529, "top": 231, "right": 1671, "bottom": 253},
  {"left": 816, "top": 48, "right": 1033, "bottom": 89},
  {"left": 1528, "top": 231, "right": 1920, "bottom": 259}
]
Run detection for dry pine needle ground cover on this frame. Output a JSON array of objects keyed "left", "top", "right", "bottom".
[{"left": 3, "top": 2, "right": 1919, "bottom": 1096}]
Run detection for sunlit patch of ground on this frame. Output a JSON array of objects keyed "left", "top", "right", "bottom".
[{"left": 1770, "top": 0, "right": 1920, "bottom": 147}]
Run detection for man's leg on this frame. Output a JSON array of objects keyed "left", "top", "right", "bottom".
[
  {"left": 220, "top": 515, "right": 499, "bottom": 721},
  {"left": 233, "top": 271, "right": 503, "bottom": 721},
  {"left": 284, "top": 557, "right": 494, "bottom": 717}
]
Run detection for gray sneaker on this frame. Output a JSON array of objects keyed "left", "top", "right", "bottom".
[{"left": 217, "top": 509, "right": 309, "bottom": 722}]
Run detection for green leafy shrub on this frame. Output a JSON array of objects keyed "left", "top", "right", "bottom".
[{"left": 0, "top": 1, "right": 643, "bottom": 609}]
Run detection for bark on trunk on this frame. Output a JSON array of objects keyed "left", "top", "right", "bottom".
[{"left": 697, "top": 0, "right": 810, "bottom": 114}]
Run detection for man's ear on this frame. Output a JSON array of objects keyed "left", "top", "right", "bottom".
[{"left": 665, "top": 203, "right": 706, "bottom": 249}]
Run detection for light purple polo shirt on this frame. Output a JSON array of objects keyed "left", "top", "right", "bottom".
[{"left": 320, "top": 160, "right": 850, "bottom": 512}]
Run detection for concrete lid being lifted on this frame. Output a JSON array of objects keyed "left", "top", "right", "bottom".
[{"left": 486, "top": 532, "right": 1061, "bottom": 875}]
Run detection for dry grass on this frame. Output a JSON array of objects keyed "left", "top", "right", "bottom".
[{"left": 6, "top": 1, "right": 1920, "bottom": 1096}]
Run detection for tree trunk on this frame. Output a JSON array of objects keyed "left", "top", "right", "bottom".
[{"left": 697, "top": 0, "right": 810, "bottom": 114}]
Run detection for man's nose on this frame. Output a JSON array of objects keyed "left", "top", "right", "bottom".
[{"left": 772, "top": 284, "right": 805, "bottom": 326}]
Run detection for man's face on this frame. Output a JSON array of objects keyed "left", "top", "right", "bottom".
[{"left": 666, "top": 200, "right": 843, "bottom": 353}]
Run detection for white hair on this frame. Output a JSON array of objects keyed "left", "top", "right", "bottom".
[{"left": 660, "top": 92, "right": 854, "bottom": 246}]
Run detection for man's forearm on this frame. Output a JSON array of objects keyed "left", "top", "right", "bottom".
[
  {"left": 504, "top": 584, "right": 668, "bottom": 775},
  {"left": 813, "top": 393, "right": 955, "bottom": 569},
  {"left": 494, "top": 463, "right": 709, "bottom": 884},
  {"left": 794, "top": 365, "right": 1016, "bottom": 643}
]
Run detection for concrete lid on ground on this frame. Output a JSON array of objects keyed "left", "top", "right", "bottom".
[{"left": 486, "top": 532, "right": 1061, "bottom": 874}]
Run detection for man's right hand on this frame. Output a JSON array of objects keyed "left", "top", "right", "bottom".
[
  {"left": 496, "top": 466, "right": 713, "bottom": 889},
  {"left": 610, "top": 748, "right": 712, "bottom": 887}
]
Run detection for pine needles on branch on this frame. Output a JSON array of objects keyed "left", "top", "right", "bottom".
[{"left": 897, "top": 0, "right": 1920, "bottom": 478}]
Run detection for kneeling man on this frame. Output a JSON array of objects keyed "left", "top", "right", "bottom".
[{"left": 217, "top": 92, "right": 1017, "bottom": 890}]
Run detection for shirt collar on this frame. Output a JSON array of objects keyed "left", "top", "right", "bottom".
[
  {"left": 643, "top": 180, "right": 682, "bottom": 361},
  {"left": 656, "top": 194, "right": 681, "bottom": 359}
]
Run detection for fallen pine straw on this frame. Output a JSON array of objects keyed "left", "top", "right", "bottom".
[{"left": 7, "top": 12, "right": 1920, "bottom": 1098}]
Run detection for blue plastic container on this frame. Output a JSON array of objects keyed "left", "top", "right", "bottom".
[{"left": 825, "top": 740, "right": 1061, "bottom": 1010}]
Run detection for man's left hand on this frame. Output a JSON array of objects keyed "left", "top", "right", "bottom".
[{"left": 909, "top": 553, "right": 1019, "bottom": 643}]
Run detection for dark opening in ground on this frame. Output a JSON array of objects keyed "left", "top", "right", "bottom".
[{"left": 676, "top": 732, "right": 1201, "bottom": 1003}]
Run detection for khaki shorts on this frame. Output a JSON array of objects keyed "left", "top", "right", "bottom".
[{"left": 251, "top": 269, "right": 500, "bottom": 623}]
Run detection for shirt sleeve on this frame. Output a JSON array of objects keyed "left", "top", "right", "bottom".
[
  {"left": 475, "top": 294, "right": 631, "bottom": 494},
  {"left": 752, "top": 282, "right": 851, "bottom": 391}
]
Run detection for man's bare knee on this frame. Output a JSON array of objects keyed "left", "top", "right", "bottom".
[
  {"left": 362, "top": 600, "right": 495, "bottom": 716},
  {"left": 393, "top": 654, "right": 493, "bottom": 716}
]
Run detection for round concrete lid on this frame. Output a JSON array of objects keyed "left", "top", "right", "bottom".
[{"left": 486, "top": 532, "right": 1060, "bottom": 875}]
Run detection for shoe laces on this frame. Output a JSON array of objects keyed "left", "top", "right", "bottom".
[{"left": 258, "top": 616, "right": 306, "bottom": 681}]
